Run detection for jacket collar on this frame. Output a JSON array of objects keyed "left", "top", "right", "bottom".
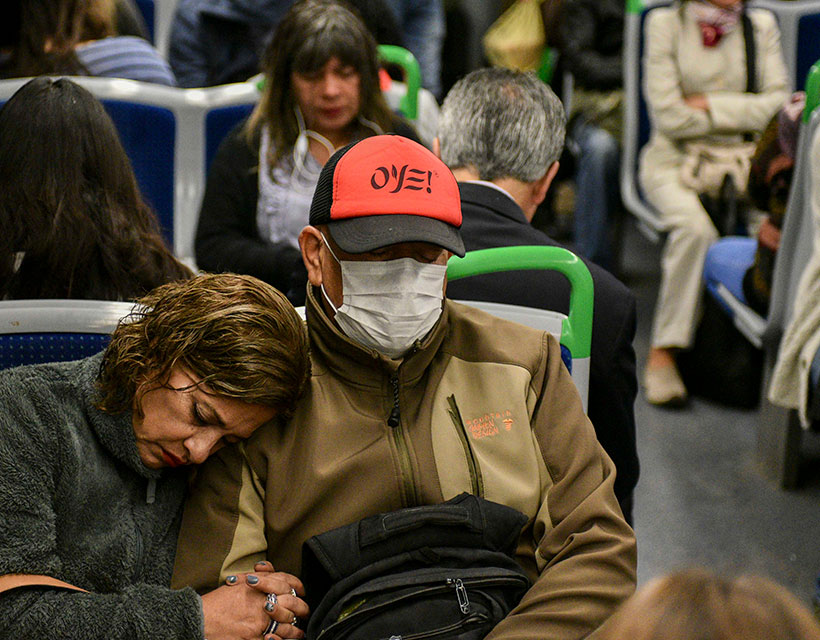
[
  {"left": 457, "top": 182, "right": 531, "bottom": 226},
  {"left": 305, "top": 285, "right": 450, "bottom": 385},
  {"left": 80, "top": 353, "right": 162, "bottom": 480}
]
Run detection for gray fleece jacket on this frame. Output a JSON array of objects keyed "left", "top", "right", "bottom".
[{"left": 0, "top": 353, "right": 204, "bottom": 639}]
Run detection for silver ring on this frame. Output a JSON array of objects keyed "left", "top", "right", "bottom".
[
  {"left": 292, "top": 615, "right": 299, "bottom": 628},
  {"left": 264, "top": 619, "right": 278, "bottom": 636},
  {"left": 290, "top": 588, "right": 297, "bottom": 597},
  {"left": 266, "top": 593, "right": 278, "bottom": 605}
]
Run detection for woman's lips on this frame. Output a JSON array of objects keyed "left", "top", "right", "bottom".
[{"left": 161, "top": 450, "right": 185, "bottom": 467}]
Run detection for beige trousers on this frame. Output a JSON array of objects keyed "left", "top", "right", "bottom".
[{"left": 641, "top": 167, "right": 719, "bottom": 349}]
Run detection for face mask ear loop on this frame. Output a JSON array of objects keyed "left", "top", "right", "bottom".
[{"left": 318, "top": 231, "right": 343, "bottom": 314}]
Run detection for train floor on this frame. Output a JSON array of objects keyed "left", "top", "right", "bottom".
[{"left": 615, "top": 217, "right": 820, "bottom": 604}]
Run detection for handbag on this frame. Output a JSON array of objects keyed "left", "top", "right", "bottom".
[
  {"left": 679, "top": 140, "right": 757, "bottom": 199},
  {"left": 483, "top": 0, "right": 546, "bottom": 72}
]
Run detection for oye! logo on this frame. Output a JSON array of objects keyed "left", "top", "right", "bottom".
[{"left": 371, "top": 165, "right": 433, "bottom": 194}]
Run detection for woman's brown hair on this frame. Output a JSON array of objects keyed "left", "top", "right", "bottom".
[
  {"left": 246, "top": 0, "right": 396, "bottom": 169},
  {"left": 0, "top": 0, "right": 114, "bottom": 78},
  {"left": 97, "top": 273, "right": 311, "bottom": 422},
  {"left": 597, "top": 568, "right": 820, "bottom": 640},
  {"left": 0, "top": 76, "right": 191, "bottom": 300}
]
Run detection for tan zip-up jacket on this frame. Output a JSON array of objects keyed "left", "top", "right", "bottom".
[{"left": 172, "top": 288, "right": 637, "bottom": 639}]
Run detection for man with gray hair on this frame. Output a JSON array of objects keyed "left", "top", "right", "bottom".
[{"left": 438, "top": 68, "right": 639, "bottom": 524}]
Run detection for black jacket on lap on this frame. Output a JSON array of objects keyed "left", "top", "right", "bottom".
[{"left": 446, "top": 182, "right": 639, "bottom": 522}]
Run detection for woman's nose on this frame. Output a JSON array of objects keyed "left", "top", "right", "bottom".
[{"left": 185, "top": 430, "right": 222, "bottom": 465}]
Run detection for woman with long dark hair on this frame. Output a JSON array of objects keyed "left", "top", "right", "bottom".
[
  {"left": 194, "top": 0, "right": 418, "bottom": 303},
  {"left": 0, "top": 76, "right": 191, "bottom": 300},
  {"left": 0, "top": 0, "right": 175, "bottom": 84}
]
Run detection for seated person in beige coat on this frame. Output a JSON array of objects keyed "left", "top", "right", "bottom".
[
  {"left": 172, "top": 135, "right": 637, "bottom": 640},
  {"left": 640, "top": 0, "right": 788, "bottom": 406}
]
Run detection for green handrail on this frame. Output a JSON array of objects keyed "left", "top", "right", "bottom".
[
  {"left": 804, "top": 60, "right": 820, "bottom": 123},
  {"left": 538, "top": 47, "right": 558, "bottom": 86},
  {"left": 378, "top": 44, "right": 421, "bottom": 120},
  {"left": 626, "top": 0, "right": 644, "bottom": 15},
  {"left": 446, "top": 246, "right": 594, "bottom": 359}
]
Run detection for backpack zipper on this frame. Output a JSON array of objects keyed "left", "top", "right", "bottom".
[
  {"left": 447, "top": 577, "right": 470, "bottom": 613},
  {"left": 319, "top": 575, "right": 525, "bottom": 640},
  {"left": 446, "top": 395, "right": 484, "bottom": 497}
]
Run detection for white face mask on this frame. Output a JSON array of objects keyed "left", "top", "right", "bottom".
[{"left": 320, "top": 234, "right": 446, "bottom": 358}]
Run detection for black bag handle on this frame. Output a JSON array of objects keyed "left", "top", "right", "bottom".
[
  {"left": 742, "top": 9, "right": 756, "bottom": 94},
  {"left": 742, "top": 9, "right": 757, "bottom": 142}
]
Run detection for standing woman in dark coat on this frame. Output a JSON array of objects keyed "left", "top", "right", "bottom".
[{"left": 0, "top": 77, "right": 191, "bottom": 300}]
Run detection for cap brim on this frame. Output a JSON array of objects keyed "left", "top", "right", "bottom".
[{"left": 328, "top": 214, "right": 465, "bottom": 257}]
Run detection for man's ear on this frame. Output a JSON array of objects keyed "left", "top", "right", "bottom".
[
  {"left": 299, "top": 226, "right": 324, "bottom": 286},
  {"left": 532, "top": 161, "right": 560, "bottom": 207},
  {"left": 433, "top": 137, "right": 441, "bottom": 159}
]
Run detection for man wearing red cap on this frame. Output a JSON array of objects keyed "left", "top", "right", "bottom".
[{"left": 173, "top": 135, "right": 636, "bottom": 640}]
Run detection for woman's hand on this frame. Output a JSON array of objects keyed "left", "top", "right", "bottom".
[
  {"left": 684, "top": 94, "right": 710, "bottom": 112},
  {"left": 202, "top": 561, "right": 309, "bottom": 640}
]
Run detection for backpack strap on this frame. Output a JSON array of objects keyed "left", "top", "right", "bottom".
[{"left": 0, "top": 574, "right": 88, "bottom": 595}]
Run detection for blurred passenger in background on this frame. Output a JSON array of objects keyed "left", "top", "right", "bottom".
[
  {"left": 0, "top": 0, "right": 176, "bottom": 85},
  {"left": 168, "top": 0, "right": 404, "bottom": 87},
  {"left": 384, "top": 0, "right": 445, "bottom": 99},
  {"left": 596, "top": 567, "right": 820, "bottom": 640},
  {"left": 0, "top": 77, "right": 191, "bottom": 300},
  {"left": 194, "top": 0, "right": 417, "bottom": 304},
  {"left": 640, "top": 0, "right": 788, "bottom": 406},
  {"left": 557, "top": 0, "right": 624, "bottom": 271}
]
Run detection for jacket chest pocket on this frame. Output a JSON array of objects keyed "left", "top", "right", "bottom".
[{"left": 430, "top": 360, "right": 547, "bottom": 520}]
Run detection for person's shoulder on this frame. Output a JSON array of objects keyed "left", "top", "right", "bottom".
[
  {"left": 443, "top": 300, "right": 552, "bottom": 369},
  {"left": 747, "top": 7, "right": 779, "bottom": 31},
  {"left": 0, "top": 358, "right": 93, "bottom": 428},
  {"left": 646, "top": 5, "right": 679, "bottom": 28}
]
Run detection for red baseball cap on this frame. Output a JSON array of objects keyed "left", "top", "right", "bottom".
[{"left": 309, "top": 135, "right": 465, "bottom": 256}]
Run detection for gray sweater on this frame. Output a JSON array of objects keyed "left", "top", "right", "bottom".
[{"left": 0, "top": 353, "right": 204, "bottom": 638}]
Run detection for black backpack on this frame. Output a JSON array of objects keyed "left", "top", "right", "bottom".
[{"left": 301, "top": 493, "right": 531, "bottom": 640}]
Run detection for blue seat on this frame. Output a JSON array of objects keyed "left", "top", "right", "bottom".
[
  {"left": 0, "top": 300, "right": 136, "bottom": 370},
  {"left": 749, "top": 0, "right": 820, "bottom": 90},
  {"left": 103, "top": 99, "right": 176, "bottom": 245},
  {"left": 205, "top": 103, "right": 255, "bottom": 171},
  {"left": 0, "top": 77, "right": 262, "bottom": 267},
  {"left": 703, "top": 236, "right": 757, "bottom": 311}
]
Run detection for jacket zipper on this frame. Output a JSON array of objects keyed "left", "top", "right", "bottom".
[
  {"left": 446, "top": 395, "right": 484, "bottom": 497},
  {"left": 388, "top": 373, "right": 417, "bottom": 506}
]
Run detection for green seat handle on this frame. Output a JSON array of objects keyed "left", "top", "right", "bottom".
[
  {"left": 378, "top": 44, "right": 421, "bottom": 120},
  {"left": 447, "top": 246, "right": 594, "bottom": 359},
  {"left": 804, "top": 60, "right": 820, "bottom": 123}
]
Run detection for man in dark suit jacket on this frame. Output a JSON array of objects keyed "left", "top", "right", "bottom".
[{"left": 437, "top": 68, "right": 639, "bottom": 523}]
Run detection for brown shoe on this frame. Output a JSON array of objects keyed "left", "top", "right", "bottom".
[{"left": 643, "top": 363, "right": 688, "bottom": 407}]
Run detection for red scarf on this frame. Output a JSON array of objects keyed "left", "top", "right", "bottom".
[{"left": 688, "top": 1, "right": 742, "bottom": 47}]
